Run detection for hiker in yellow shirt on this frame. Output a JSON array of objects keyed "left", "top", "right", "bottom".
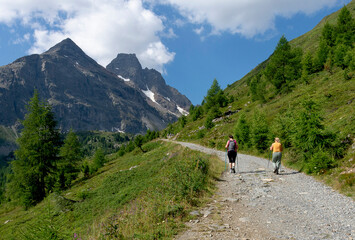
[{"left": 270, "top": 137, "right": 282, "bottom": 174}]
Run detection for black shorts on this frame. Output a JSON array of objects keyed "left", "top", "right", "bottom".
[{"left": 228, "top": 150, "right": 237, "bottom": 163}]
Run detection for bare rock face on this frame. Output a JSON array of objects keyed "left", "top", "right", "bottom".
[
  {"left": 0, "top": 38, "right": 189, "bottom": 134},
  {"left": 106, "top": 53, "right": 191, "bottom": 117}
]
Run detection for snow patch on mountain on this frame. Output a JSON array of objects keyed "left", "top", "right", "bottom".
[
  {"left": 117, "top": 75, "right": 130, "bottom": 82},
  {"left": 142, "top": 86, "right": 157, "bottom": 103},
  {"left": 177, "top": 105, "right": 189, "bottom": 116}
]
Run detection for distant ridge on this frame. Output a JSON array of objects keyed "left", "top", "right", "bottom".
[{"left": 0, "top": 38, "right": 190, "bottom": 135}]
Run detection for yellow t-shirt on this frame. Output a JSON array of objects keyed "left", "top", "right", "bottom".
[{"left": 272, "top": 142, "right": 282, "bottom": 152}]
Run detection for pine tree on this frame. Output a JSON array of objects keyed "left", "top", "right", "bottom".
[
  {"left": 292, "top": 99, "right": 325, "bottom": 156},
  {"left": 336, "top": 5, "right": 354, "bottom": 47},
  {"left": 301, "top": 51, "right": 314, "bottom": 83},
  {"left": 57, "top": 129, "right": 82, "bottom": 189},
  {"left": 234, "top": 113, "right": 250, "bottom": 149},
  {"left": 92, "top": 148, "right": 105, "bottom": 173},
  {"left": 9, "top": 90, "right": 61, "bottom": 207},
  {"left": 322, "top": 22, "right": 336, "bottom": 47},
  {"left": 314, "top": 39, "right": 329, "bottom": 71},
  {"left": 264, "top": 35, "right": 302, "bottom": 92},
  {"left": 251, "top": 110, "right": 269, "bottom": 152},
  {"left": 134, "top": 135, "right": 145, "bottom": 152},
  {"left": 203, "top": 79, "right": 226, "bottom": 110}
]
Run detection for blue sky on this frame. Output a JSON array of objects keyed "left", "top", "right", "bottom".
[{"left": 0, "top": 0, "right": 351, "bottom": 105}]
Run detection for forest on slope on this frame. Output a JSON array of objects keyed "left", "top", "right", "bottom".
[{"left": 166, "top": 3, "right": 355, "bottom": 198}]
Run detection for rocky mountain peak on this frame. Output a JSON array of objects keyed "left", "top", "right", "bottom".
[
  {"left": 106, "top": 53, "right": 191, "bottom": 117},
  {"left": 45, "top": 38, "right": 83, "bottom": 56},
  {"left": 106, "top": 53, "right": 142, "bottom": 81},
  {"left": 0, "top": 39, "right": 188, "bottom": 134}
]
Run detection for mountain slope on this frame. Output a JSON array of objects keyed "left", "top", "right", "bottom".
[
  {"left": 0, "top": 38, "right": 185, "bottom": 134},
  {"left": 168, "top": 2, "right": 355, "bottom": 197}
]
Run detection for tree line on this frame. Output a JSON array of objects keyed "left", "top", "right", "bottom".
[
  {"left": 0, "top": 91, "right": 159, "bottom": 208},
  {"left": 250, "top": 5, "right": 354, "bottom": 102}
]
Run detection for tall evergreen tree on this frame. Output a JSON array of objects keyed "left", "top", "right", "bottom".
[
  {"left": 322, "top": 22, "right": 336, "bottom": 47},
  {"left": 251, "top": 110, "right": 269, "bottom": 152},
  {"left": 57, "top": 129, "right": 82, "bottom": 189},
  {"left": 301, "top": 51, "right": 314, "bottom": 83},
  {"left": 264, "top": 35, "right": 302, "bottom": 92},
  {"left": 8, "top": 90, "right": 61, "bottom": 207},
  {"left": 203, "top": 79, "right": 227, "bottom": 110},
  {"left": 336, "top": 5, "right": 354, "bottom": 46},
  {"left": 234, "top": 112, "right": 250, "bottom": 149}
]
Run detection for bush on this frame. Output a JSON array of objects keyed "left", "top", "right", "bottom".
[{"left": 305, "top": 151, "right": 335, "bottom": 174}]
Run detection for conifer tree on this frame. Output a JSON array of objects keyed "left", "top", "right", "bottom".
[
  {"left": 336, "top": 5, "right": 354, "bottom": 46},
  {"left": 9, "top": 90, "right": 61, "bottom": 207},
  {"left": 57, "top": 129, "right": 82, "bottom": 189},
  {"left": 301, "top": 51, "right": 314, "bottom": 83},
  {"left": 251, "top": 110, "right": 269, "bottom": 152},
  {"left": 264, "top": 35, "right": 302, "bottom": 92},
  {"left": 322, "top": 22, "right": 336, "bottom": 47},
  {"left": 234, "top": 113, "right": 250, "bottom": 149},
  {"left": 203, "top": 79, "right": 227, "bottom": 110}
]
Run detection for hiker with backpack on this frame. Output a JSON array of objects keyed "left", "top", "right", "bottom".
[
  {"left": 270, "top": 137, "right": 283, "bottom": 174},
  {"left": 225, "top": 135, "right": 238, "bottom": 173}
]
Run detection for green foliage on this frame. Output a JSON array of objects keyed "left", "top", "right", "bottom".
[
  {"left": 305, "top": 151, "right": 335, "bottom": 174},
  {"left": 190, "top": 105, "right": 204, "bottom": 121},
  {"left": 19, "top": 197, "right": 69, "bottom": 240},
  {"left": 179, "top": 115, "right": 187, "bottom": 128},
  {"left": 234, "top": 112, "right": 250, "bottom": 149},
  {"left": 292, "top": 99, "right": 325, "bottom": 156},
  {"left": 250, "top": 73, "right": 266, "bottom": 102},
  {"left": 301, "top": 51, "right": 314, "bottom": 83},
  {"left": 335, "top": 5, "right": 354, "bottom": 46},
  {"left": 334, "top": 44, "right": 350, "bottom": 69},
  {"left": 81, "top": 161, "right": 90, "bottom": 179},
  {"left": 203, "top": 79, "right": 227, "bottom": 111},
  {"left": 204, "top": 114, "right": 214, "bottom": 130},
  {"left": 57, "top": 130, "right": 82, "bottom": 190},
  {"left": 93, "top": 148, "right": 105, "bottom": 170},
  {"left": 251, "top": 110, "right": 269, "bottom": 152},
  {"left": 314, "top": 39, "right": 329, "bottom": 71},
  {"left": 322, "top": 22, "right": 336, "bottom": 47},
  {"left": 134, "top": 135, "right": 145, "bottom": 152},
  {"left": 270, "top": 110, "right": 294, "bottom": 148},
  {"left": 8, "top": 90, "right": 61, "bottom": 207},
  {"left": 264, "top": 35, "right": 302, "bottom": 92},
  {"left": 77, "top": 131, "right": 130, "bottom": 156}
]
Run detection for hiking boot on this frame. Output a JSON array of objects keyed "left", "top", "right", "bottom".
[
  {"left": 232, "top": 168, "right": 236, "bottom": 173},
  {"left": 230, "top": 168, "right": 233, "bottom": 173},
  {"left": 273, "top": 169, "right": 277, "bottom": 174}
]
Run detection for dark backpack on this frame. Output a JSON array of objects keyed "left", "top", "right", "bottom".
[{"left": 228, "top": 140, "right": 236, "bottom": 151}]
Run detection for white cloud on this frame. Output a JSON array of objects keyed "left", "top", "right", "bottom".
[
  {"left": 138, "top": 41, "right": 175, "bottom": 73},
  {"left": 157, "top": 0, "right": 339, "bottom": 37},
  {"left": 0, "top": 0, "right": 175, "bottom": 71},
  {"left": 193, "top": 26, "right": 204, "bottom": 35}
]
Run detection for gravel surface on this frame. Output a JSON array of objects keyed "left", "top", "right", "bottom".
[{"left": 171, "top": 141, "right": 354, "bottom": 240}]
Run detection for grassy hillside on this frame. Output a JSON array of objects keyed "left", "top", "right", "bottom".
[
  {"left": 0, "top": 141, "right": 223, "bottom": 239},
  {"left": 168, "top": 2, "right": 355, "bottom": 198}
]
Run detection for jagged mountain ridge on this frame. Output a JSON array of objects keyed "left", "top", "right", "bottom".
[
  {"left": 106, "top": 53, "right": 191, "bottom": 117},
  {"left": 0, "top": 38, "right": 190, "bottom": 134}
]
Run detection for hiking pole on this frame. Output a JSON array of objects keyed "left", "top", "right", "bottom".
[
  {"left": 236, "top": 153, "right": 239, "bottom": 174},
  {"left": 225, "top": 150, "right": 227, "bottom": 171},
  {"left": 268, "top": 150, "right": 271, "bottom": 169}
]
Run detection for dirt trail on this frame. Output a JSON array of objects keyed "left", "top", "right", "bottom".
[{"left": 170, "top": 140, "right": 354, "bottom": 240}]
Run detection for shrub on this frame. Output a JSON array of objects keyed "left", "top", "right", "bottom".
[{"left": 305, "top": 151, "right": 336, "bottom": 174}]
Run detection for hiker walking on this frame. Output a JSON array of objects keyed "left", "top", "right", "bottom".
[
  {"left": 270, "top": 137, "right": 283, "bottom": 174},
  {"left": 225, "top": 135, "right": 238, "bottom": 173}
]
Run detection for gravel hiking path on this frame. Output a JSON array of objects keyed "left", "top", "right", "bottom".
[{"left": 169, "top": 140, "right": 354, "bottom": 240}]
